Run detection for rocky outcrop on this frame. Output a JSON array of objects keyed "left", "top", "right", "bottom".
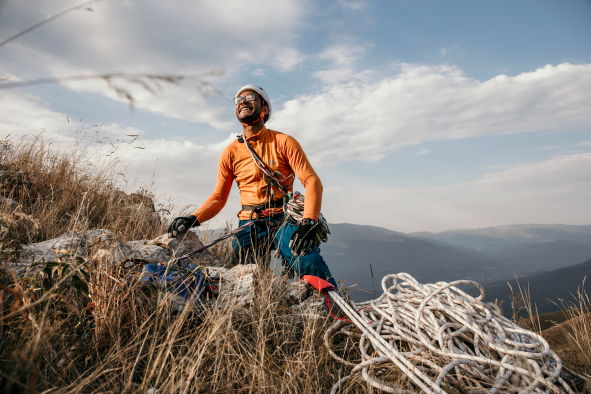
[
  {"left": 112, "top": 190, "right": 162, "bottom": 228},
  {"left": 14, "top": 229, "right": 114, "bottom": 275},
  {"left": 13, "top": 230, "right": 326, "bottom": 320},
  {"left": 13, "top": 229, "right": 219, "bottom": 275}
]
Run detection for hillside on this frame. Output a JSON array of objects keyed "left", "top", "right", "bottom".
[
  {"left": 485, "top": 240, "right": 591, "bottom": 274},
  {"left": 413, "top": 224, "right": 591, "bottom": 274},
  {"left": 0, "top": 138, "right": 355, "bottom": 393},
  {"left": 484, "top": 258, "right": 591, "bottom": 315},
  {"left": 324, "top": 223, "right": 509, "bottom": 300},
  {"left": 413, "top": 224, "right": 591, "bottom": 252}
]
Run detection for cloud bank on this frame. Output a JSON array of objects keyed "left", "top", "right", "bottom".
[
  {"left": 274, "top": 63, "right": 591, "bottom": 164},
  {"left": 0, "top": 0, "right": 308, "bottom": 127},
  {"left": 324, "top": 152, "right": 591, "bottom": 232}
]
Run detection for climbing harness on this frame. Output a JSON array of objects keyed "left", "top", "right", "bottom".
[
  {"left": 239, "top": 132, "right": 291, "bottom": 206},
  {"left": 238, "top": 133, "right": 329, "bottom": 229},
  {"left": 241, "top": 199, "right": 284, "bottom": 220},
  {"left": 304, "top": 273, "right": 574, "bottom": 393}
]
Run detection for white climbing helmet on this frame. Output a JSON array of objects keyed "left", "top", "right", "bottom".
[{"left": 235, "top": 84, "right": 272, "bottom": 122}]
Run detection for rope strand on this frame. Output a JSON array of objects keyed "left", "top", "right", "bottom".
[{"left": 326, "top": 273, "right": 573, "bottom": 393}]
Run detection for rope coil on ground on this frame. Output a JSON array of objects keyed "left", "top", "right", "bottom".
[{"left": 326, "top": 273, "right": 573, "bottom": 393}]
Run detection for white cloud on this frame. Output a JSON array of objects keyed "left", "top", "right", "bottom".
[
  {"left": 274, "top": 47, "right": 305, "bottom": 72},
  {"left": 0, "top": 0, "right": 308, "bottom": 125},
  {"left": 578, "top": 141, "right": 591, "bottom": 146},
  {"left": 414, "top": 148, "right": 431, "bottom": 156},
  {"left": 313, "top": 43, "right": 371, "bottom": 83},
  {"left": 324, "top": 153, "right": 591, "bottom": 232},
  {"left": 338, "top": 0, "right": 367, "bottom": 10},
  {"left": 274, "top": 63, "right": 591, "bottom": 165},
  {"left": 0, "top": 94, "right": 72, "bottom": 142},
  {"left": 0, "top": 91, "right": 147, "bottom": 143},
  {"left": 0, "top": 90, "right": 240, "bottom": 224}
]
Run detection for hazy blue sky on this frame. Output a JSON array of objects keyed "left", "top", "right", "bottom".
[{"left": 1, "top": 0, "right": 590, "bottom": 232}]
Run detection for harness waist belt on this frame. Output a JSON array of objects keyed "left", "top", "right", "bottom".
[{"left": 241, "top": 199, "right": 284, "bottom": 211}]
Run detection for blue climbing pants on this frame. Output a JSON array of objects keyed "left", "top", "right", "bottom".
[{"left": 231, "top": 214, "right": 337, "bottom": 287}]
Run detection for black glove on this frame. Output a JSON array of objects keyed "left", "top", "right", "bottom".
[
  {"left": 167, "top": 215, "right": 199, "bottom": 238},
  {"left": 289, "top": 218, "right": 320, "bottom": 256}
]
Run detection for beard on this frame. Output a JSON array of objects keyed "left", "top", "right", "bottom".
[{"left": 238, "top": 107, "right": 262, "bottom": 125}]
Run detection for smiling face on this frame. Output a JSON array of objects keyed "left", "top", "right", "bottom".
[{"left": 235, "top": 90, "right": 268, "bottom": 125}]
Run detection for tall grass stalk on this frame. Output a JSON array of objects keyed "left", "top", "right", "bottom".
[{"left": 0, "top": 136, "right": 369, "bottom": 392}]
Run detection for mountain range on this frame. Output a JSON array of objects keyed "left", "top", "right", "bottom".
[
  {"left": 323, "top": 223, "right": 591, "bottom": 302},
  {"left": 483, "top": 258, "right": 591, "bottom": 315}
]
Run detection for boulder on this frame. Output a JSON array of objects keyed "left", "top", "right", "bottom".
[
  {"left": 147, "top": 230, "right": 206, "bottom": 257},
  {"left": 216, "top": 264, "right": 258, "bottom": 308},
  {"left": 215, "top": 265, "right": 325, "bottom": 317},
  {"left": 288, "top": 293, "right": 327, "bottom": 322},
  {"left": 122, "top": 203, "right": 161, "bottom": 228},
  {"left": 107, "top": 229, "right": 219, "bottom": 266},
  {"left": 15, "top": 229, "right": 114, "bottom": 275}
]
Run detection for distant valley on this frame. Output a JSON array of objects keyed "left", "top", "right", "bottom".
[
  {"left": 483, "top": 258, "right": 591, "bottom": 315},
  {"left": 324, "top": 223, "right": 591, "bottom": 303}
]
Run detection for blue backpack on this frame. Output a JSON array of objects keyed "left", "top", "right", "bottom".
[{"left": 141, "top": 263, "right": 212, "bottom": 306}]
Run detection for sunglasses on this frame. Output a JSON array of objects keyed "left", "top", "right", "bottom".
[{"left": 234, "top": 94, "right": 257, "bottom": 105}]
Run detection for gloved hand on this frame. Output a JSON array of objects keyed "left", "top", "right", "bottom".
[
  {"left": 167, "top": 215, "right": 199, "bottom": 238},
  {"left": 289, "top": 218, "right": 320, "bottom": 256}
]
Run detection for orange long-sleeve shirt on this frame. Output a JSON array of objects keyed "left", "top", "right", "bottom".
[{"left": 193, "top": 127, "right": 322, "bottom": 222}]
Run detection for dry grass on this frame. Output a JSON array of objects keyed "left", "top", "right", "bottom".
[
  {"left": 1, "top": 256, "right": 365, "bottom": 393},
  {"left": 2, "top": 135, "right": 590, "bottom": 392},
  {"left": 0, "top": 136, "right": 371, "bottom": 393},
  {"left": 0, "top": 136, "right": 164, "bottom": 256},
  {"left": 542, "top": 285, "right": 591, "bottom": 379}
]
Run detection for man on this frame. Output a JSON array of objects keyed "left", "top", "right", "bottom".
[{"left": 168, "top": 84, "right": 336, "bottom": 286}]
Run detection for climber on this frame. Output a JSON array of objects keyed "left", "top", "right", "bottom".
[{"left": 168, "top": 84, "right": 336, "bottom": 286}]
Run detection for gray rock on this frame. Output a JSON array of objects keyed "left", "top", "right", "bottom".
[
  {"left": 217, "top": 264, "right": 258, "bottom": 308},
  {"left": 147, "top": 230, "right": 206, "bottom": 258},
  {"left": 15, "top": 229, "right": 115, "bottom": 275},
  {"left": 121, "top": 240, "right": 171, "bottom": 264},
  {"left": 288, "top": 293, "right": 327, "bottom": 322},
  {"left": 122, "top": 203, "right": 161, "bottom": 228},
  {"left": 204, "top": 264, "right": 322, "bottom": 320},
  {"left": 15, "top": 229, "right": 329, "bottom": 321},
  {"left": 284, "top": 279, "right": 311, "bottom": 305},
  {"left": 204, "top": 266, "right": 228, "bottom": 280},
  {"left": 15, "top": 228, "right": 217, "bottom": 274},
  {"left": 92, "top": 229, "right": 215, "bottom": 267}
]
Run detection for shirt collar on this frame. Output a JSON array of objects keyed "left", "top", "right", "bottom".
[{"left": 245, "top": 126, "right": 268, "bottom": 142}]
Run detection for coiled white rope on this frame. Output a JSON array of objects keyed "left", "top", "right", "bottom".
[
  {"left": 325, "top": 273, "right": 573, "bottom": 393},
  {"left": 283, "top": 191, "right": 330, "bottom": 243}
]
